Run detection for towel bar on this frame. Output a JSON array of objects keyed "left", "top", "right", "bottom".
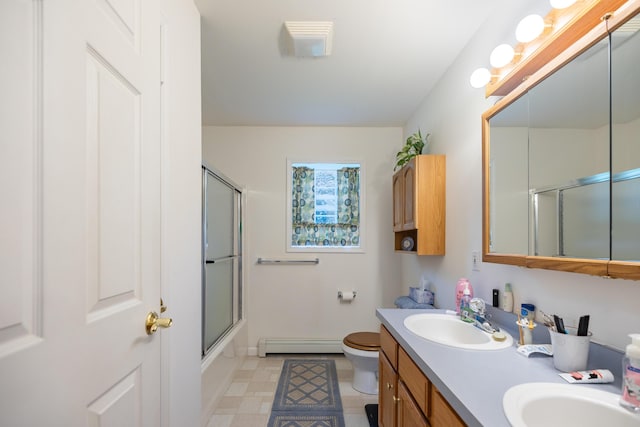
[{"left": 257, "top": 257, "right": 319, "bottom": 265}]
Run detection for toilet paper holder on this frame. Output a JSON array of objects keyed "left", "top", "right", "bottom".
[{"left": 337, "top": 291, "right": 357, "bottom": 300}]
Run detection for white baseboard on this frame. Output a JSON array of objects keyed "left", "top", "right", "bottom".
[{"left": 257, "top": 338, "right": 343, "bottom": 357}]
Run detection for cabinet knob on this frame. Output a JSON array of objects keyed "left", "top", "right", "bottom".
[{"left": 386, "top": 382, "right": 393, "bottom": 390}]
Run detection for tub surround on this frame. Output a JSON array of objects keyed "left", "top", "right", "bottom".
[{"left": 377, "top": 308, "right": 623, "bottom": 427}]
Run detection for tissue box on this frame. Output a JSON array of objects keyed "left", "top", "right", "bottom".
[{"left": 409, "top": 287, "right": 434, "bottom": 305}]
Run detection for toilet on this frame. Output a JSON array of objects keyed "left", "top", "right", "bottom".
[{"left": 342, "top": 332, "right": 380, "bottom": 395}]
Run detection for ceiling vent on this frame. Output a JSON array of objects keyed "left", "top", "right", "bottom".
[{"left": 284, "top": 21, "right": 333, "bottom": 57}]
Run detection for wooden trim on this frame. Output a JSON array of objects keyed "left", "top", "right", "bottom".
[
  {"left": 525, "top": 256, "right": 608, "bottom": 276},
  {"left": 608, "top": 261, "right": 640, "bottom": 281},
  {"left": 483, "top": 253, "right": 527, "bottom": 267}
]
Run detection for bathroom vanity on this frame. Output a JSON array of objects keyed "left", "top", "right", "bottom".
[
  {"left": 376, "top": 308, "right": 621, "bottom": 427},
  {"left": 379, "top": 323, "right": 464, "bottom": 427}
]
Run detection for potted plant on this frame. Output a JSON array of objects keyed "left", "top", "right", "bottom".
[{"left": 394, "top": 129, "right": 430, "bottom": 171}]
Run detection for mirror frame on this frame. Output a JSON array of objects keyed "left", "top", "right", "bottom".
[{"left": 482, "top": 0, "right": 640, "bottom": 280}]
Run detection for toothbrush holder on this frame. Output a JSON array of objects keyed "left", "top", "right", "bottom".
[{"left": 548, "top": 327, "right": 592, "bottom": 372}]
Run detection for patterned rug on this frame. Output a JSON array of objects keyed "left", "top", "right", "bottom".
[{"left": 267, "top": 359, "right": 345, "bottom": 427}]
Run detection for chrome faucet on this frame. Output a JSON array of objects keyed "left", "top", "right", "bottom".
[{"left": 463, "top": 298, "right": 499, "bottom": 334}]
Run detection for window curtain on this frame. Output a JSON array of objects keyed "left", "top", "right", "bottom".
[{"left": 291, "top": 166, "right": 360, "bottom": 247}]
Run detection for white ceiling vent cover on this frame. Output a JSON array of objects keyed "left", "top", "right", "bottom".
[{"left": 284, "top": 21, "right": 333, "bottom": 57}]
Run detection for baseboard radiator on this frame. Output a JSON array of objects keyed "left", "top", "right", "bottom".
[{"left": 257, "top": 338, "right": 343, "bottom": 357}]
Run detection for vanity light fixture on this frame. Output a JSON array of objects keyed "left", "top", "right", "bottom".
[
  {"left": 515, "top": 14, "right": 547, "bottom": 43},
  {"left": 470, "top": 68, "right": 492, "bottom": 88},
  {"left": 471, "top": 0, "right": 627, "bottom": 94},
  {"left": 489, "top": 44, "right": 516, "bottom": 68},
  {"left": 469, "top": 0, "right": 564, "bottom": 90}
]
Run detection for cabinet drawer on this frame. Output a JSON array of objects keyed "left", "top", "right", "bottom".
[
  {"left": 431, "top": 386, "right": 466, "bottom": 427},
  {"left": 398, "top": 346, "right": 429, "bottom": 416},
  {"left": 380, "top": 325, "right": 398, "bottom": 369}
]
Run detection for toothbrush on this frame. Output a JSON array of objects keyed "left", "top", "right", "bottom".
[{"left": 517, "top": 314, "right": 524, "bottom": 345}]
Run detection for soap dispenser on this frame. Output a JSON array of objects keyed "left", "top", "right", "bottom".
[
  {"left": 621, "top": 333, "right": 640, "bottom": 412},
  {"left": 455, "top": 278, "right": 473, "bottom": 314}
]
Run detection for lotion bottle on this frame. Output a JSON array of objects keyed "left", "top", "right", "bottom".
[
  {"left": 621, "top": 333, "right": 640, "bottom": 412},
  {"left": 502, "top": 283, "right": 514, "bottom": 313}
]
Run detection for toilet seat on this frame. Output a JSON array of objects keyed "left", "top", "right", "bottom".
[{"left": 343, "top": 332, "right": 380, "bottom": 351}]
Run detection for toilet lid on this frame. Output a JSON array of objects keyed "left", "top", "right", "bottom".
[{"left": 343, "top": 332, "right": 380, "bottom": 351}]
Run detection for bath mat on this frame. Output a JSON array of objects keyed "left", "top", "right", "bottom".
[
  {"left": 267, "top": 359, "right": 344, "bottom": 427},
  {"left": 365, "top": 403, "right": 378, "bottom": 427}
]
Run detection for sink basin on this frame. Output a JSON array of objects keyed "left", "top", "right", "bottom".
[
  {"left": 503, "top": 382, "right": 639, "bottom": 427},
  {"left": 403, "top": 312, "right": 513, "bottom": 350}
]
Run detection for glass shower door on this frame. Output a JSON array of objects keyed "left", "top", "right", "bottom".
[{"left": 202, "top": 168, "right": 242, "bottom": 356}]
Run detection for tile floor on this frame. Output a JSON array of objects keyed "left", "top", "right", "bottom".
[{"left": 206, "top": 354, "right": 378, "bottom": 427}]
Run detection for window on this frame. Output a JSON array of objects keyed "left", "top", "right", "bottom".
[{"left": 288, "top": 161, "right": 364, "bottom": 251}]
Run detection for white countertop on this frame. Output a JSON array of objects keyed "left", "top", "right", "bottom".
[{"left": 376, "top": 308, "right": 621, "bottom": 427}]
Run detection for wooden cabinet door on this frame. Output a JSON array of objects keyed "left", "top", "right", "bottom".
[
  {"left": 379, "top": 351, "right": 398, "bottom": 427},
  {"left": 392, "top": 172, "right": 404, "bottom": 231},
  {"left": 401, "top": 161, "right": 416, "bottom": 230},
  {"left": 398, "top": 381, "right": 429, "bottom": 427},
  {"left": 431, "top": 386, "right": 467, "bottom": 427}
]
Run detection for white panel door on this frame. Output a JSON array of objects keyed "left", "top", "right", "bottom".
[{"left": 0, "top": 0, "right": 165, "bottom": 425}]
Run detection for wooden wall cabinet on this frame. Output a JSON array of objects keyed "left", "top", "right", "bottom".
[
  {"left": 379, "top": 325, "right": 466, "bottom": 427},
  {"left": 392, "top": 155, "right": 446, "bottom": 255}
]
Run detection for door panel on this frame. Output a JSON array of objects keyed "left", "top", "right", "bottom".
[
  {"left": 0, "top": 0, "right": 43, "bottom": 357},
  {"left": 0, "top": 0, "right": 163, "bottom": 424},
  {"left": 87, "top": 368, "right": 142, "bottom": 426},
  {"left": 86, "top": 49, "right": 142, "bottom": 317}
]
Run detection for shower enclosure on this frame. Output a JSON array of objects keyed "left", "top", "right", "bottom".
[{"left": 202, "top": 166, "right": 243, "bottom": 357}]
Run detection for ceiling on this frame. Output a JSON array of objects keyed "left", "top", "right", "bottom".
[{"left": 195, "top": 0, "right": 504, "bottom": 127}]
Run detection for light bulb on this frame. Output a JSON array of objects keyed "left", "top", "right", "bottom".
[
  {"left": 470, "top": 68, "right": 491, "bottom": 88},
  {"left": 516, "top": 14, "right": 545, "bottom": 43},
  {"left": 550, "top": 0, "right": 576, "bottom": 9},
  {"left": 490, "top": 44, "right": 515, "bottom": 68}
]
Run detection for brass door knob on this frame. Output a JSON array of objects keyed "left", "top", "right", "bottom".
[{"left": 145, "top": 311, "right": 173, "bottom": 335}]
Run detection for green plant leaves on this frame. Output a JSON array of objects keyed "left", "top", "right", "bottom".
[{"left": 394, "top": 129, "right": 428, "bottom": 171}]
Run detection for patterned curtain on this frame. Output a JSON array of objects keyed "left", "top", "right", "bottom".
[
  {"left": 337, "top": 167, "right": 359, "bottom": 225},
  {"left": 291, "top": 165, "right": 360, "bottom": 247},
  {"left": 291, "top": 166, "right": 315, "bottom": 224}
]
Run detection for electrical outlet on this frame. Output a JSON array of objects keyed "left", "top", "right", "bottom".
[{"left": 471, "top": 251, "right": 480, "bottom": 271}]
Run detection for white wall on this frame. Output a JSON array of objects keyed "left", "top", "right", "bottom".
[
  {"left": 203, "top": 126, "right": 404, "bottom": 352},
  {"left": 160, "top": 1, "right": 203, "bottom": 426},
  {"left": 402, "top": 2, "right": 640, "bottom": 352}
]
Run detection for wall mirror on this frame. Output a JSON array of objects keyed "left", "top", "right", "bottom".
[{"left": 482, "top": 1, "right": 640, "bottom": 280}]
